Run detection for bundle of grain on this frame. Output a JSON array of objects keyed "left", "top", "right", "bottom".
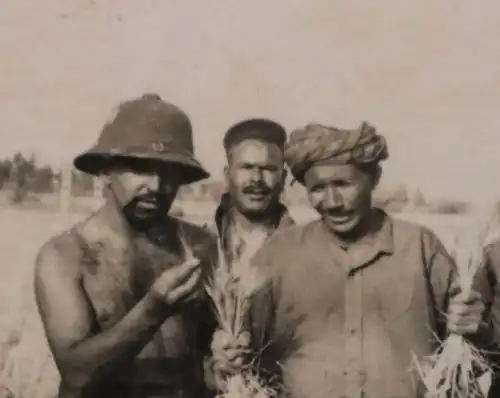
[
  {"left": 181, "top": 231, "right": 277, "bottom": 398},
  {"left": 412, "top": 207, "right": 498, "bottom": 398}
]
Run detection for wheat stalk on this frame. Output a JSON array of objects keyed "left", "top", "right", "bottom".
[
  {"left": 412, "top": 206, "right": 498, "bottom": 398},
  {"left": 183, "top": 228, "right": 276, "bottom": 398}
]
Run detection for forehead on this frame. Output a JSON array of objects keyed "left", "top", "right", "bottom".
[
  {"left": 305, "top": 163, "right": 362, "bottom": 182},
  {"left": 107, "top": 158, "right": 180, "bottom": 180},
  {"left": 229, "top": 139, "right": 283, "bottom": 163}
]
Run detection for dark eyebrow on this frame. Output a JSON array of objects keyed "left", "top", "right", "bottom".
[{"left": 238, "top": 158, "right": 280, "bottom": 166}]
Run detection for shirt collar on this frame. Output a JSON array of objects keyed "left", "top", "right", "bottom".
[{"left": 319, "top": 209, "right": 394, "bottom": 256}]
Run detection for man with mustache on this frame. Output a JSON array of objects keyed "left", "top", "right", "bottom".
[
  {"left": 212, "top": 118, "right": 295, "bottom": 264},
  {"left": 206, "top": 118, "right": 295, "bottom": 388},
  {"left": 34, "top": 94, "right": 218, "bottom": 398},
  {"left": 211, "top": 122, "right": 490, "bottom": 398}
]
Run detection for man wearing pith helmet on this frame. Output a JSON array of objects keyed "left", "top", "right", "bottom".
[
  {"left": 34, "top": 94, "right": 219, "bottom": 398},
  {"left": 211, "top": 121, "right": 489, "bottom": 398}
]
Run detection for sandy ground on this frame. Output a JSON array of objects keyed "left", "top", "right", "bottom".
[{"left": 0, "top": 205, "right": 478, "bottom": 397}]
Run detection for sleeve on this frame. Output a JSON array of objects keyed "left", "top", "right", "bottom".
[
  {"left": 195, "top": 234, "right": 221, "bottom": 394},
  {"left": 247, "top": 244, "right": 284, "bottom": 390},
  {"left": 479, "top": 245, "right": 500, "bottom": 365},
  {"left": 195, "top": 232, "right": 220, "bottom": 355},
  {"left": 421, "top": 228, "right": 457, "bottom": 340},
  {"left": 424, "top": 229, "right": 496, "bottom": 348},
  {"left": 199, "top": 294, "right": 219, "bottom": 395}
]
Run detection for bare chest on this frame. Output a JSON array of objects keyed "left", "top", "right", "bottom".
[{"left": 79, "top": 236, "right": 185, "bottom": 329}]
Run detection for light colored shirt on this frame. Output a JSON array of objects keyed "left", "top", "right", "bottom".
[{"left": 249, "top": 211, "right": 459, "bottom": 398}]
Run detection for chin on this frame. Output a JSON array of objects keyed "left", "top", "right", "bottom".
[
  {"left": 240, "top": 201, "right": 270, "bottom": 214},
  {"left": 240, "top": 206, "right": 270, "bottom": 219},
  {"left": 324, "top": 216, "right": 361, "bottom": 236}
]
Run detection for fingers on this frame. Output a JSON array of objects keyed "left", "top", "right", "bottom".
[
  {"left": 167, "top": 267, "right": 202, "bottom": 304},
  {"left": 212, "top": 349, "right": 246, "bottom": 374},
  {"left": 211, "top": 329, "right": 230, "bottom": 351},
  {"left": 213, "top": 347, "right": 246, "bottom": 363},
  {"left": 168, "top": 258, "right": 201, "bottom": 287},
  {"left": 452, "top": 290, "right": 481, "bottom": 305},
  {"left": 448, "top": 318, "right": 479, "bottom": 335},
  {"left": 237, "top": 331, "right": 251, "bottom": 347},
  {"left": 449, "top": 302, "right": 485, "bottom": 321},
  {"left": 213, "top": 360, "right": 241, "bottom": 375},
  {"left": 183, "top": 289, "right": 201, "bottom": 303},
  {"left": 212, "top": 330, "right": 250, "bottom": 352},
  {"left": 170, "top": 258, "right": 201, "bottom": 285},
  {"left": 447, "top": 294, "right": 485, "bottom": 335}
]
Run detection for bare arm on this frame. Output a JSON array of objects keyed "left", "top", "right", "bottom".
[{"left": 34, "top": 240, "right": 200, "bottom": 391}]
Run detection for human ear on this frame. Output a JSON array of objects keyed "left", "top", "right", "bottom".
[{"left": 223, "top": 165, "right": 230, "bottom": 188}]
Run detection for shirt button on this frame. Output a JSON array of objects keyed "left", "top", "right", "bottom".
[{"left": 350, "top": 328, "right": 356, "bottom": 334}]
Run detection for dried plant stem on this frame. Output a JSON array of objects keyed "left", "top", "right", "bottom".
[
  {"left": 203, "top": 238, "right": 277, "bottom": 398},
  {"left": 412, "top": 207, "right": 498, "bottom": 398}
]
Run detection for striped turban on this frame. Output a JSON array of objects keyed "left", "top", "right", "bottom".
[{"left": 284, "top": 121, "right": 389, "bottom": 183}]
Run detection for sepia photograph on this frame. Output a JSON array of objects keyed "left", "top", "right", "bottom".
[{"left": 2, "top": 1, "right": 500, "bottom": 397}]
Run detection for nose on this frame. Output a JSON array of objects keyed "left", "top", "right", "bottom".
[
  {"left": 324, "top": 186, "right": 343, "bottom": 208},
  {"left": 142, "top": 173, "right": 161, "bottom": 192},
  {"left": 249, "top": 167, "right": 264, "bottom": 182}
]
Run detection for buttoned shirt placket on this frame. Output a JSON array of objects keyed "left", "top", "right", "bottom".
[
  {"left": 332, "top": 230, "right": 387, "bottom": 398},
  {"left": 344, "top": 264, "right": 364, "bottom": 398}
]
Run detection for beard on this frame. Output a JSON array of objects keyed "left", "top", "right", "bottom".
[{"left": 121, "top": 193, "right": 172, "bottom": 233}]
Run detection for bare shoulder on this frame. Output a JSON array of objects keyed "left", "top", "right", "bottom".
[
  {"left": 34, "top": 213, "right": 100, "bottom": 285},
  {"left": 35, "top": 227, "right": 81, "bottom": 283}
]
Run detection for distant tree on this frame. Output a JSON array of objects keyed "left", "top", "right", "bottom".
[
  {"left": 72, "top": 169, "right": 94, "bottom": 196},
  {"left": 392, "top": 185, "right": 409, "bottom": 205},
  {"left": 177, "top": 184, "right": 193, "bottom": 200},
  {"left": 7, "top": 153, "right": 57, "bottom": 200},
  {"left": 413, "top": 189, "right": 427, "bottom": 208},
  {"left": 373, "top": 184, "right": 409, "bottom": 212},
  {"left": 432, "top": 200, "right": 470, "bottom": 215},
  {"left": 205, "top": 180, "right": 226, "bottom": 202},
  {"left": 0, "top": 159, "right": 12, "bottom": 189},
  {"left": 11, "top": 152, "right": 35, "bottom": 203},
  {"left": 31, "top": 165, "right": 55, "bottom": 193}
]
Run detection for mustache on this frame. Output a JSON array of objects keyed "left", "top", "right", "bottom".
[
  {"left": 130, "top": 192, "right": 170, "bottom": 206},
  {"left": 242, "top": 184, "right": 272, "bottom": 194}
]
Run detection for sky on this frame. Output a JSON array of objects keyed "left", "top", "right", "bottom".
[{"left": 2, "top": 0, "right": 500, "bottom": 203}]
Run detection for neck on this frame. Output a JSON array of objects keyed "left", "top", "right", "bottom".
[
  {"left": 231, "top": 207, "right": 280, "bottom": 235},
  {"left": 330, "top": 208, "right": 382, "bottom": 249},
  {"left": 98, "top": 197, "right": 133, "bottom": 239}
]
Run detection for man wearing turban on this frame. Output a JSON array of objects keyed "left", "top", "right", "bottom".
[{"left": 211, "top": 121, "right": 490, "bottom": 398}]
